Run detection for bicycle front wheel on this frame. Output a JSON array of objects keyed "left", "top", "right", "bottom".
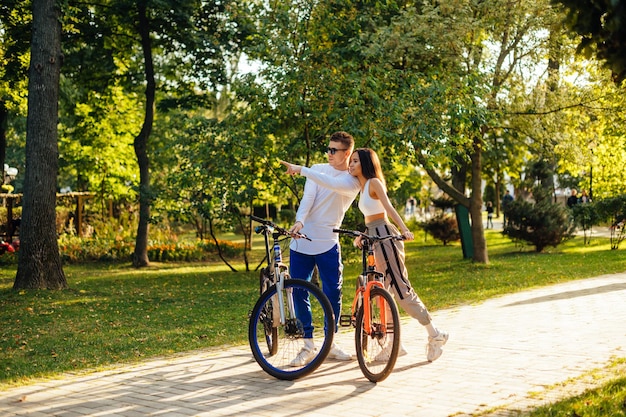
[
  {"left": 355, "top": 286, "right": 401, "bottom": 382},
  {"left": 249, "top": 279, "right": 334, "bottom": 380}
]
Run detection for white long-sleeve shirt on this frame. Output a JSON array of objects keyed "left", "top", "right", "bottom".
[{"left": 290, "top": 164, "right": 360, "bottom": 255}]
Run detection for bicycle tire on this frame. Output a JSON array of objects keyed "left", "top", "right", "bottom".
[
  {"left": 355, "top": 286, "right": 401, "bottom": 382},
  {"left": 249, "top": 279, "right": 334, "bottom": 380},
  {"left": 259, "top": 268, "right": 278, "bottom": 356}
]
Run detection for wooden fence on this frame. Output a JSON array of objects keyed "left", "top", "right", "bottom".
[{"left": 0, "top": 192, "right": 94, "bottom": 242}]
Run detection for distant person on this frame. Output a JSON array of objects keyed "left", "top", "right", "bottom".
[
  {"left": 578, "top": 190, "right": 591, "bottom": 204},
  {"left": 567, "top": 189, "right": 578, "bottom": 208},
  {"left": 485, "top": 201, "right": 494, "bottom": 229},
  {"left": 501, "top": 190, "right": 514, "bottom": 228},
  {"left": 408, "top": 197, "right": 416, "bottom": 216}
]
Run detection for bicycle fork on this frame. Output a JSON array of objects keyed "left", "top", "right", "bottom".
[
  {"left": 361, "top": 244, "right": 390, "bottom": 335},
  {"left": 341, "top": 277, "right": 389, "bottom": 334},
  {"left": 273, "top": 266, "right": 289, "bottom": 326},
  {"left": 362, "top": 281, "right": 389, "bottom": 335}
]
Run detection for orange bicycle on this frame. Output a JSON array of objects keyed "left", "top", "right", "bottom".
[{"left": 334, "top": 228, "right": 402, "bottom": 382}]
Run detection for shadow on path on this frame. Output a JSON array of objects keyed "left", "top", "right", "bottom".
[{"left": 504, "top": 283, "right": 626, "bottom": 307}]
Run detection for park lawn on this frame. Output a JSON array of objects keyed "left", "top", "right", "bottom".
[
  {"left": 525, "top": 358, "right": 626, "bottom": 417},
  {"left": 1, "top": 230, "right": 625, "bottom": 392}
]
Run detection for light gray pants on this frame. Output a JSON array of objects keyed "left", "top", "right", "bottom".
[{"left": 366, "top": 218, "right": 432, "bottom": 326}]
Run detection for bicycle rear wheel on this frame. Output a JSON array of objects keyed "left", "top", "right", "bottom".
[
  {"left": 259, "top": 268, "right": 278, "bottom": 356},
  {"left": 355, "top": 286, "right": 400, "bottom": 382},
  {"left": 249, "top": 279, "right": 334, "bottom": 380}
]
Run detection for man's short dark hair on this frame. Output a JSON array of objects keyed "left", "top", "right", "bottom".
[{"left": 329, "top": 131, "right": 354, "bottom": 149}]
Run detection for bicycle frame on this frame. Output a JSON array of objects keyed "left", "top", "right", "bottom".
[
  {"left": 254, "top": 218, "right": 291, "bottom": 326},
  {"left": 336, "top": 228, "right": 401, "bottom": 335}
]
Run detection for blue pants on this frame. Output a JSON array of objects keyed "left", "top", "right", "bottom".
[{"left": 290, "top": 245, "right": 343, "bottom": 337}]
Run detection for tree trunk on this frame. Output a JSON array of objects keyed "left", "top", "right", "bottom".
[
  {"left": 417, "top": 147, "right": 489, "bottom": 264},
  {"left": 0, "top": 99, "right": 7, "bottom": 178},
  {"left": 14, "top": 0, "right": 66, "bottom": 290},
  {"left": 451, "top": 154, "right": 467, "bottom": 192},
  {"left": 132, "top": 1, "right": 155, "bottom": 268},
  {"left": 470, "top": 138, "right": 488, "bottom": 263},
  {"left": 495, "top": 177, "right": 501, "bottom": 218}
]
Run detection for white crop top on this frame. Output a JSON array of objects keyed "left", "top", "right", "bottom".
[{"left": 358, "top": 180, "right": 385, "bottom": 216}]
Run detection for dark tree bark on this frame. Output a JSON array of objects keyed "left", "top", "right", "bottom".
[
  {"left": 469, "top": 138, "right": 488, "bottom": 263},
  {"left": 417, "top": 147, "right": 489, "bottom": 264},
  {"left": 14, "top": 0, "right": 67, "bottom": 290},
  {"left": 132, "top": 1, "right": 155, "bottom": 268},
  {"left": 0, "top": 99, "right": 7, "bottom": 178}
]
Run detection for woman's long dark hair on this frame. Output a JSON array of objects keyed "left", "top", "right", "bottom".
[{"left": 355, "top": 148, "right": 386, "bottom": 187}]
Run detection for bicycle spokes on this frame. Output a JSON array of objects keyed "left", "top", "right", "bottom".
[{"left": 248, "top": 280, "right": 334, "bottom": 380}]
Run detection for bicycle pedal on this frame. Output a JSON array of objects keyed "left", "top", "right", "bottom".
[{"left": 339, "top": 314, "right": 353, "bottom": 327}]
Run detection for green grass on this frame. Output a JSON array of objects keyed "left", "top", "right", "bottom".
[
  {"left": 525, "top": 358, "right": 626, "bottom": 417},
  {"left": 1, "top": 230, "right": 625, "bottom": 407}
]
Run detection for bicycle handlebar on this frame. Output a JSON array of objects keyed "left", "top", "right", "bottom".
[
  {"left": 251, "top": 215, "right": 311, "bottom": 241},
  {"left": 333, "top": 228, "right": 406, "bottom": 242}
]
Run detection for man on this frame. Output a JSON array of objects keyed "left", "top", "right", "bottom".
[
  {"left": 567, "top": 189, "right": 579, "bottom": 208},
  {"left": 287, "top": 131, "right": 360, "bottom": 366},
  {"left": 501, "top": 189, "right": 514, "bottom": 229}
]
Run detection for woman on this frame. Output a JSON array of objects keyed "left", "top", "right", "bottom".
[
  {"left": 486, "top": 201, "right": 494, "bottom": 229},
  {"left": 281, "top": 148, "right": 449, "bottom": 362}
]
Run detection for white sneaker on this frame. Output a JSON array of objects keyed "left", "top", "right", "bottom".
[
  {"left": 373, "top": 343, "right": 408, "bottom": 362},
  {"left": 289, "top": 346, "right": 316, "bottom": 367},
  {"left": 426, "top": 330, "right": 449, "bottom": 362},
  {"left": 328, "top": 343, "right": 353, "bottom": 360},
  {"left": 373, "top": 344, "right": 392, "bottom": 362}
]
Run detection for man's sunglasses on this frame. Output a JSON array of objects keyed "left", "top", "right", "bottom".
[{"left": 326, "top": 147, "right": 348, "bottom": 155}]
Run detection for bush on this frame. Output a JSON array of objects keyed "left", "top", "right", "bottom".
[
  {"left": 504, "top": 187, "right": 575, "bottom": 252},
  {"left": 57, "top": 235, "right": 244, "bottom": 263},
  {"left": 419, "top": 213, "right": 460, "bottom": 245},
  {"left": 0, "top": 251, "right": 18, "bottom": 266},
  {"left": 277, "top": 209, "right": 296, "bottom": 226},
  {"left": 595, "top": 195, "right": 626, "bottom": 250},
  {"left": 571, "top": 202, "right": 601, "bottom": 245}
]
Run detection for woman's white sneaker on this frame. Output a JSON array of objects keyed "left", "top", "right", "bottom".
[{"left": 426, "top": 331, "right": 449, "bottom": 362}]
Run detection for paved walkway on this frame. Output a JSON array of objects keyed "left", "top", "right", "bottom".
[{"left": 2, "top": 273, "right": 625, "bottom": 417}]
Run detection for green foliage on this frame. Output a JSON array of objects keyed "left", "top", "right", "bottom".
[
  {"left": 56, "top": 235, "right": 243, "bottom": 263},
  {"left": 277, "top": 208, "right": 296, "bottom": 226},
  {"left": 419, "top": 213, "right": 460, "bottom": 246},
  {"left": 554, "top": 0, "right": 626, "bottom": 83},
  {"left": 3, "top": 0, "right": 626, "bottom": 276},
  {"left": 570, "top": 202, "right": 601, "bottom": 244},
  {"left": 483, "top": 183, "right": 497, "bottom": 205},
  {"left": 504, "top": 187, "right": 576, "bottom": 252},
  {"left": 0, "top": 206, "right": 22, "bottom": 223},
  {"left": 432, "top": 197, "right": 457, "bottom": 211},
  {"left": 547, "top": 66, "right": 626, "bottom": 200},
  {"left": 58, "top": 84, "right": 141, "bottom": 200}
]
